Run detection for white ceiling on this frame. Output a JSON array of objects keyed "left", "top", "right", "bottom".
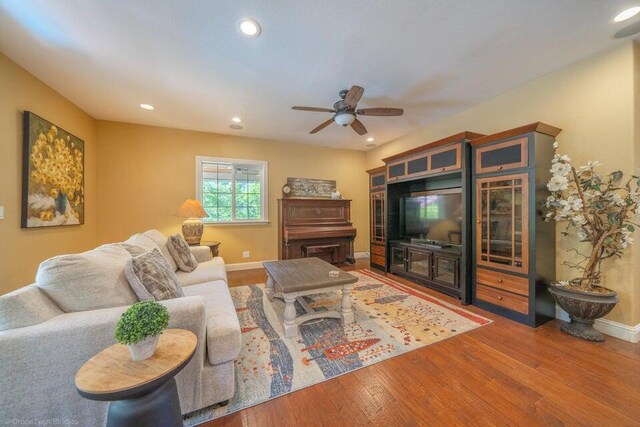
[{"left": 0, "top": 0, "right": 637, "bottom": 150}]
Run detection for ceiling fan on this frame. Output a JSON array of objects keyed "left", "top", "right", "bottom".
[{"left": 291, "top": 85, "right": 404, "bottom": 135}]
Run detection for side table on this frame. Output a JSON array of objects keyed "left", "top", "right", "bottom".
[
  {"left": 75, "top": 329, "right": 197, "bottom": 427},
  {"left": 193, "top": 241, "right": 220, "bottom": 257}
]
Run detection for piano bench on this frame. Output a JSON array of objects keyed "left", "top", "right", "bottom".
[{"left": 302, "top": 244, "right": 341, "bottom": 265}]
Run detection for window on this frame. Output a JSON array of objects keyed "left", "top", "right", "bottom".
[{"left": 196, "top": 156, "right": 268, "bottom": 224}]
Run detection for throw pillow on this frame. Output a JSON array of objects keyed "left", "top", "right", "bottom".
[
  {"left": 167, "top": 234, "right": 198, "bottom": 273},
  {"left": 125, "top": 249, "right": 185, "bottom": 301}
]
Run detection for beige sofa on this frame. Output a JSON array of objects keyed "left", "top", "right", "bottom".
[{"left": 0, "top": 230, "right": 241, "bottom": 425}]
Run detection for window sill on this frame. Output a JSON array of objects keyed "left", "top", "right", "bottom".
[{"left": 203, "top": 220, "right": 270, "bottom": 226}]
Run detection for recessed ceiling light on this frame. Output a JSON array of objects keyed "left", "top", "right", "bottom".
[
  {"left": 229, "top": 124, "right": 243, "bottom": 130},
  {"left": 139, "top": 103, "right": 154, "bottom": 110},
  {"left": 614, "top": 6, "right": 640, "bottom": 22},
  {"left": 366, "top": 137, "right": 375, "bottom": 142},
  {"left": 231, "top": 116, "right": 242, "bottom": 123},
  {"left": 237, "top": 18, "right": 261, "bottom": 37}
]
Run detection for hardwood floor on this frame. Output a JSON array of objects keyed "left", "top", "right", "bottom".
[{"left": 205, "top": 260, "right": 640, "bottom": 427}]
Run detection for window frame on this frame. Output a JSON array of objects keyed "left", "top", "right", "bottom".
[{"left": 195, "top": 156, "right": 269, "bottom": 225}]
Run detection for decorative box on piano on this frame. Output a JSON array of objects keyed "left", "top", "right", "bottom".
[{"left": 278, "top": 198, "right": 357, "bottom": 264}]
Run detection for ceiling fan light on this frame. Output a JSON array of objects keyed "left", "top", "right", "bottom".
[{"left": 334, "top": 113, "right": 355, "bottom": 126}]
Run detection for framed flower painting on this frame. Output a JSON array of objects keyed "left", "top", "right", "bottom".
[{"left": 21, "top": 112, "right": 84, "bottom": 228}]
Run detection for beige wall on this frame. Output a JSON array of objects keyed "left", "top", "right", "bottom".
[
  {"left": 367, "top": 42, "right": 639, "bottom": 326},
  {"left": 0, "top": 53, "right": 98, "bottom": 294},
  {"left": 95, "top": 121, "right": 369, "bottom": 265}
]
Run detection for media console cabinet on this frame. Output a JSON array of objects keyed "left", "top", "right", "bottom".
[
  {"left": 368, "top": 123, "right": 561, "bottom": 327},
  {"left": 389, "top": 240, "right": 461, "bottom": 297},
  {"left": 379, "top": 131, "right": 483, "bottom": 303}
]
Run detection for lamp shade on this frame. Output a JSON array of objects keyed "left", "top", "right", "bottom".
[{"left": 175, "top": 199, "right": 208, "bottom": 218}]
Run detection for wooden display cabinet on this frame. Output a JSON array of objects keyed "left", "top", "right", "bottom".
[
  {"left": 471, "top": 122, "right": 561, "bottom": 327},
  {"left": 367, "top": 166, "right": 386, "bottom": 271}
]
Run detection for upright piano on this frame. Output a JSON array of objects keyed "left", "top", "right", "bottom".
[{"left": 278, "top": 198, "right": 357, "bottom": 264}]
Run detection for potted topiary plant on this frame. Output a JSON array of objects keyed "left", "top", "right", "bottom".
[
  {"left": 545, "top": 143, "right": 639, "bottom": 341},
  {"left": 115, "top": 301, "right": 170, "bottom": 361}
]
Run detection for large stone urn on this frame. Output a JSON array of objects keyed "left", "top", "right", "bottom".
[{"left": 548, "top": 283, "right": 618, "bottom": 342}]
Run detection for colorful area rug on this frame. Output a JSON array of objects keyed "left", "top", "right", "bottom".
[{"left": 184, "top": 269, "right": 490, "bottom": 425}]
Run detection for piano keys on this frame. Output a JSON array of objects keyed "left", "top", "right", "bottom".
[{"left": 278, "top": 198, "right": 357, "bottom": 264}]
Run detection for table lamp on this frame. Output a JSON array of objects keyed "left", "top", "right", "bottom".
[{"left": 175, "top": 199, "right": 208, "bottom": 245}]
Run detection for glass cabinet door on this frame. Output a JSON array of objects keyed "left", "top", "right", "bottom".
[
  {"left": 390, "top": 246, "right": 407, "bottom": 273},
  {"left": 476, "top": 173, "right": 529, "bottom": 274},
  {"left": 371, "top": 192, "right": 385, "bottom": 243},
  {"left": 433, "top": 254, "right": 459, "bottom": 289},
  {"left": 407, "top": 248, "right": 431, "bottom": 279}
]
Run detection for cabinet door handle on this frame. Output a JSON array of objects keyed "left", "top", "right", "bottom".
[
  {"left": 497, "top": 279, "right": 503, "bottom": 283},
  {"left": 476, "top": 219, "right": 482, "bottom": 224},
  {"left": 497, "top": 296, "right": 503, "bottom": 300}
]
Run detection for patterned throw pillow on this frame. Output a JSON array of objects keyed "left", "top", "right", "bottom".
[
  {"left": 167, "top": 234, "right": 198, "bottom": 273},
  {"left": 125, "top": 249, "right": 185, "bottom": 301}
]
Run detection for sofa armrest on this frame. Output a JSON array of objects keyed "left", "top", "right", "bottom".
[
  {"left": 190, "top": 246, "right": 212, "bottom": 263},
  {"left": 0, "top": 296, "right": 208, "bottom": 422}
]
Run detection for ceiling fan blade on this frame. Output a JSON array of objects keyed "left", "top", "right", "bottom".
[
  {"left": 310, "top": 118, "right": 334, "bottom": 134},
  {"left": 292, "top": 106, "right": 335, "bottom": 113},
  {"left": 344, "top": 85, "right": 364, "bottom": 108},
  {"left": 357, "top": 107, "right": 404, "bottom": 116},
  {"left": 350, "top": 118, "right": 367, "bottom": 135}
]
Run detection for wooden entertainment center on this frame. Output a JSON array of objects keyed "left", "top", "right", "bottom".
[{"left": 368, "top": 123, "right": 561, "bottom": 327}]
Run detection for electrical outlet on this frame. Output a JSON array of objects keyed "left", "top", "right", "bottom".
[
  {"left": 0, "top": 205, "right": 4, "bottom": 220},
  {"left": 242, "top": 251, "right": 250, "bottom": 259}
]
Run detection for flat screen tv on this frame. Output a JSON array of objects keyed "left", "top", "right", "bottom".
[{"left": 400, "top": 188, "right": 462, "bottom": 246}]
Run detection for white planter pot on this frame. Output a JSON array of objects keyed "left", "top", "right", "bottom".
[{"left": 127, "top": 335, "right": 160, "bottom": 361}]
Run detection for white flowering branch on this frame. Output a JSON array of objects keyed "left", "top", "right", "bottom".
[{"left": 545, "top": 143, "right": 640, "bottom": 291}]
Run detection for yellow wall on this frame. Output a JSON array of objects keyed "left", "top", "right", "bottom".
[
  {"left": 367, "top": 42, "right": 639, "bottom": 326},
  {"left": 3, "top": 41, "right": 639, "bottom": 327},
  {"left": 0, "top": 53, "right": 98, "bottom": 294},
  {"left": 95, "top": 121, "right": 369, "bottom": 264},
  {"left": 633, "top": 42, "right": 640, "bottom": 325}
]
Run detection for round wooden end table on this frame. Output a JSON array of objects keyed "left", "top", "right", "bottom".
[
  {"left": 197, "top": 241, "right": 221, "bottom": 257},
  {"left": 75, "top": 329, "right": 197, "bottom": 427}
]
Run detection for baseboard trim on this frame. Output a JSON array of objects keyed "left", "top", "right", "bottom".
[
  {"left": 555, "top": 305, "right": 640, "bottom": 343},
  {"left": 225, "top": 252, "right": 369, "bottom": 271}
]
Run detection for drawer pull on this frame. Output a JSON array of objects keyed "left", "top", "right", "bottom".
[
  {"left": 497, "top": 279, "right": 503, "bottom": 283},
  {"left": 497, "top": 296, "right": 503, "bottom": 300},
  {"left": 498, "top": 166, "right": 503, "bottom": 170},
  {"left": 441, "top": 167, "right": 446, "bottom": 171}
]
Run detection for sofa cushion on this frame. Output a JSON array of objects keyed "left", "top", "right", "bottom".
[
  {"left": 190, "top": 246, "right": 212, "bottom": 263},
  {"left": 122, "top": 233, "right": 161, "bottom": 256},
  {"left": 143, "top": 229, "right": 179, "bottom": 271},
  {"left": 36, "top": 244, "right": 138, "bottom": 312},
  {"left": 167, "top": 234, "right": 198, "bottom": 272},
  {"left": 182, "top": 280, "right": 241, "bottom": 365},
  {"left": 175, "top": 258, "right": 228, "bottom": 287},
  {"left": 0, "top": 285, "right": 63, "bottom": 331},
  {"left": 125, "top": 248, "right": 185, "bottom": 301}
]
